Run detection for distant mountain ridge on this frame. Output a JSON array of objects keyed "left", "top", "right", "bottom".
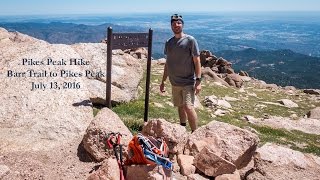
[
  {"left": 0, "top": 22, "right": 144, "bottom": 44},
  {"left": 216, "top": 48, "right": 320, "bottom": 89},
  {"left": 1, "top": 22, "right": 319, "bottom": 89}
]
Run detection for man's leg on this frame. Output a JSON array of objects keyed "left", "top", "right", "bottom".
[
  {"left": 172, "top": 86, "right": 187, "bottom": 126},
  {"left": 178, "top": 106, "right": 187, "bottom": 126},
  {"left": 183, "top": 105, "right": 198, "bottom": 131},
  {"left": 182, "top": 85, "right": 198, "bottom": 132}
]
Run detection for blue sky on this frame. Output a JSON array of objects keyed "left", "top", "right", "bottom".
[{"left": 0, "top": 0, "right": 319, "bottom": 15}]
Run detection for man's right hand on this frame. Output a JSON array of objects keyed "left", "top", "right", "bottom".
[{"left": 160, "top": 82, "right": 165, "bottom": 93}]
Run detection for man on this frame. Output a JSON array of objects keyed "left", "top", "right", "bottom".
[{"left": 160, "top": 14, "right": 202, "bottom": 132}]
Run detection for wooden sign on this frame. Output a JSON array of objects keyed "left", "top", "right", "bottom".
[
  {"left": 112, "top": 33, "right": 149, "bottom": 50},
  {"left": 106, "top": 27, "right": 153, "bottom": 122}
]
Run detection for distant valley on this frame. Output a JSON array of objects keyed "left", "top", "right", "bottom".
[
  {"left": 216, "top": 48, "right": 320, "bottom": 89},
  {"left": 1, "top": 13, "right": 319, "bottom": 89}
]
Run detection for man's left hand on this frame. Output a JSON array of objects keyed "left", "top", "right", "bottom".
[{"left": 195, "top": 81, "right": 201, "bottom": 95}]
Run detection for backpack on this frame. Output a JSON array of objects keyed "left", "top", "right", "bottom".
[{"left": 125, "top": 133, "right": 172, "bottom": 169}]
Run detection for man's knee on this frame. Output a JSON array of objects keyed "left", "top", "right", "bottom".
[{"left": 183, "top": 104, "right": 195, "bottom": 113}]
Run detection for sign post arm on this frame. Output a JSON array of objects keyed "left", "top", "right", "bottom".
[{"left": 144, "top": 28, "right": 153, "bottom": 122}]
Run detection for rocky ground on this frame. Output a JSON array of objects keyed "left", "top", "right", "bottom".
[{"left": 1, "top": 137, "right": 95, "bottom": 179}]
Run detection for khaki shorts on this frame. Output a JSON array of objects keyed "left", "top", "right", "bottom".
[{"left": 171, "top": 85, "right": 195, "bottom": 107}]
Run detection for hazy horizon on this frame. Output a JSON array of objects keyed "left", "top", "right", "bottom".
[{"left": 1, "top": 0, "right": 320, "bottom": 15}]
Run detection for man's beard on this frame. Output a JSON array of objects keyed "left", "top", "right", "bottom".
[{"left": 173, "top": 28, "right": 182, "bottom": 34}]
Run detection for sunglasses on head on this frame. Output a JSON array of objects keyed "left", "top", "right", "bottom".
[{"left": 171, "top": 14, "right": 182, "bottom": 19}]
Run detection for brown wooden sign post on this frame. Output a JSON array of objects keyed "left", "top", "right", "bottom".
[{"left": 106, "top": 27, "right": 153, "bottom": 122}]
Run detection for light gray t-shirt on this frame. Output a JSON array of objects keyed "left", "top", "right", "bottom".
[{"left": 164, "top": 34, "right": 200, "bottom": 86}]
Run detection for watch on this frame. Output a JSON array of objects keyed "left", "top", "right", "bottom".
[{"left": 196, "top": 77, "right": 202, "bottom": 82}]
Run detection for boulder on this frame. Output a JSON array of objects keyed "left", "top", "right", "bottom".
[
  {"left": 215, "top": 170, "right": 241, "bottom": 180},
  {"left": 202, "top": 67, "right": 230, "bottom": 87},
  {"left": 87, "top": 158, "right": 120, "bottom": 180},
  {"left": 157, "top": 58, "right": 166, "bottom": 65},
  {"left": 82, "top": 108, "right": 133, "bottom": 162},
  {"left": 125, "top": 164, "right": 172, "bottom": 180},
  {"left": 239, "top": 71, "right": 249, "bottom": 77},
  {"left": 307, "top": 107, "right": 320, "bottom": 119},
  {"left": 142, "top": 119, "right": 188, "bottom": 154},
  {"left": 177, "top": 154, "right": 196, "bottom": 176},
  {"left": 247, "top": 143, "right": 320, "bottom": 180},
  {"left": 0, "top": 31, "right": 93, "bottom": 152},
  {"left": 303, "top": 89, "right": 320, "bottom": 95},
  {"left": 246, "top": 116, "right": 320, "bottom": 135},
  {"left": 277, "top": 99, "right": 299, "bottom": 108},
  {"left": 0, "top": 29, "right": 144, "bottom": 153},
  {"left": 225, "top": 74, "right": 243, "bottom": 88},
  {"left": 204, "top": 96, "right": 232, "bottom": 109},
  {"left": 194, "top": 147, "right": 236, "bottom": 177},
  {"left": 184, "top": 121, "right": 259, "bottom": 169}
]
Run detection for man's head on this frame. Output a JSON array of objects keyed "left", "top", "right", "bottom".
[{"left": 171, "top": 14, "right": 184, "bottom": 35}]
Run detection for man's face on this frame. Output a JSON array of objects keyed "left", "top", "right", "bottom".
[{"left": 171, "top": 20, "right": 183, "bottom": 34}]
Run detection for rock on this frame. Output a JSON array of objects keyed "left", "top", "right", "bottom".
[
  {"left": 215, "top": 170, "right": 241, "bottom": 180},
  {"left": 238, "top": 158, "right": 254, "bottom": 180},
  {"left": 202, "top": 67, "right": 230, "bottom": 87},
  {"left": 225, "top": 74, "right": 243, "bottom": 88},
  {"left": 184, "top": 121, "right": 259, "bottom": 169},
  {"left": 283, "top": 86, "right": 296, "bottom": 91},
  {"left": 172, "top": 172, "right": 188, "bottom": 180},
  {"left": 142, "top": 119, "right": 188, "bottom": 154},
  {"left": 194, "top": 147, "right": 236, "bottom": 177},
  {"left": 214, "top": 109, "right": 228, "bottom": 116},
  {"left": 217, "top": 100, "right": 232, "bottom": 109},
  {"left": 223, "top": 96, "right": 239, "bottom": 102},
  {"left": 226, "top": 68, "right": 235, "bottom": 74},
  {"left": 0, "top": 30, "right": 144, "bottom": 153},
  {"left": 307, "top": 107, "right": 320, "bottom": 119},
  {"left": 0, "top": 165, "right": 10, "bottom": 179},
  {"left": 243, "top": 115, "right": 257, "bottom": 124},
  {"left": 82, "top": 108, "right": 133, "bottom": 162},
  {"left": 72, "top": 43, "right": 144, "bottom": 104},
  {"left": 259, "top": 83, "right": 279, "bottom": 90},
  {"left": 200, "top": 50, "right": 217, "bottom": 67},
  {"left": 247, "top": 143, "right": 320, "bottom": 180},
  {"left": 166, "top": 101, "right": 174, "bottom": 107},
  {"left": 157, "top": 58, "right": 166, "bottom": 65},
  {"left": 87, "top": 158, "right": 119, "bottom": 180},
  {"left": 177, "top": 154, "right": 196, "bottom": 176},
  {"left": 153, "top": 102, "right": 164, "bottom": 108},
  {"left": 204, "top": 96, "right": 232, "bottom": 109},
  {"left": 132, "top": 47, "right": 148, "bottom": 59},
  {"left": 245, "top": 116, "right": 320, "bottom": 135},
  {"left": 290, "top": 113, "right": 298, "bottom": 120},
  {"left": 194, "top": 96, "right": 204, "bottom": 110},
  {"left": 125, "top": 164, "right": 172, "bottom": 180},
  {"left": 239, "top": 71, "right": 249, "bottom": 77},
  {"left": 303, "top": 89, "right": 320, "bottom": 95},
  {"left": 187, "top": 173, "right": 210, "bottom": 180},
  {"left": 247, "top": 92, "right": 257, "bottom": 97},
  {"left": 240, "top": 76, "right": 251, "bottom": 82},
  {"left": 277, "top": 99, "right": 299, "bottom": 108},
  {"left": 0, "top": 39, "right": 93, "bottom": 152}
]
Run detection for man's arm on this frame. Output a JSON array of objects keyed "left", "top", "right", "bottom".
[
  {"left": 160, "top": 63, "right": 168, "bottom": 93},
  {"left": 193, "top": 56, "right": 202, "bottom": 95}
]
